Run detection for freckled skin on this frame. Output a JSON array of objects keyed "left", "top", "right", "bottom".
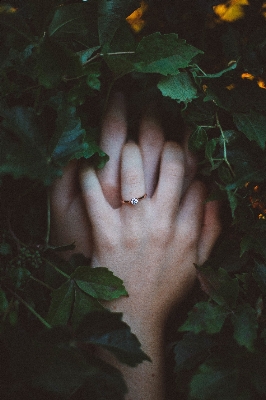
[{"left": 51, "top": 93, "right": 221, "bottom": 400}]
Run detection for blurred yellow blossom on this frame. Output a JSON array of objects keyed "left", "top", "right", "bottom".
[
  {"left": 126, "top": 1, "right": 148, "bottom": 33},
  {"left": 213, "top": 0, "right": 249, "bottom": 22}
]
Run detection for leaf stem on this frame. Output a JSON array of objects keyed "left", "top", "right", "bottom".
[
  {"left": 6, "top": 287, "right": 51, "bottom": 329},
  {"left": 83, "top": 51, "right": 135, "bottom": 65},
  {"left": 64, "top": 51, "right": 136, "bottom": 81},
  {"left": 215, "top": 113, "right": 235, "bottom": 177},
  {"left": 30, "top": 275, "right": 54, "bottom": 291},
  {"left": 45, "top": 190, "right": 51, "bottom": 248},
  {"left": 43, "top": 258, "right": 70, "bottom": 279}
]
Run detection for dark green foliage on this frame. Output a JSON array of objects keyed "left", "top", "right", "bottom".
[{"left": 2, "top": 1, "right": 266, "bottom": 399}]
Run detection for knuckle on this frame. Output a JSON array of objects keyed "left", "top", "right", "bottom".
[{"left": 123, "top": 233, "right": 141, "bottom": 250}]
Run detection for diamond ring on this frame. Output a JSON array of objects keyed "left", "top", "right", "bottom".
[{"left": 121, "top": 194, "right": 147, "bottom": 205}]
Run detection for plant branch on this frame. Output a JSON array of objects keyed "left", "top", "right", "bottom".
[
  {"left": 6, "top": 287, "right": 51, "bottom": 329},
  {"left": 43, "top": 258, "right": 71, "bottom": 279},
  {"left": 215, "top": 113, "right": 235, "bottom": 177},
  {"left": 30, "top": 275, "right": 54, "bottom": 291}
]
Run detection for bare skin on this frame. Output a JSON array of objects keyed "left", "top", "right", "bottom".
[{"left": 51, "top": 93, "right": 221, "bottom": 400}]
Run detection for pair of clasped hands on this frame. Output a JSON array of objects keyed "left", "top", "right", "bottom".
[{"left": 51, "top": 93, "right": 221, "bottom": 400}]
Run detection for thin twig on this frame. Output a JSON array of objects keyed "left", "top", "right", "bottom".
[
  {"left": 43, "top": 258, "right": 70, "bottom": 279},
  {"left": 30, "top": 275, "right": 54, "bottom": 291},
  {"left": 6, "top": 287, "right": 52, "bottom": 329},
  {"left": 45, "top": 191, "right": 51, "bottom": 248},
  {"left": 215, "top": 112, "right": 235, "bottom": 177}
]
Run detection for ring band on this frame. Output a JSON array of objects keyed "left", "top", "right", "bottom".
[{"left": 121, "top": 194, "right": 147, "bottom": 205}]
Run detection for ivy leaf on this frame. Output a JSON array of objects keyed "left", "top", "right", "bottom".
[
  {"left": 77, "top": 311, "right": 150, "bottom": 367},
  {"left": 71, "top": 266, "right": 127, "bottom": 301},
  {"left": 240, "top": 233, "right": 266, "bottom": 259},
  {"left": 47, "top": 280, "right": 75, "bottom": 326},
  {"left": 233, "top": 111, "right": 266, "bottom": 150},
  {"left": 179, "top": 302, "right": 227, "bottom": 334},
  {"left": 71, "top": 287, "right": 104, "bottom": 330},
  {"left": 189, "top": 127, "right": 208, "bottom": 151},
  {"left": 231, "top": 303, "right": 258, "bottom": 351},
  {"left": 226, "top": 190, "right": 238, "bottom": 218},
  {"left": 174, "top": 332, "right": 215, "bottom": 372},
  {"left": 48, "top": 2, "right": 99, "bottom": 46},
  {"left": 190, "top": 363, "right": 239, "bottom": 400},
  {"left": 205, "top": 138, "right": 220, "bottom": 168},
  {"left": 196, "top": 267, "right": 239, "bottom": 308},
  {"left": 134, "top": 33, "right": 203, "bottom": 75},
  {"left": 78, "top": 46, "right": 101, "bottom": 64},
  {"left": 98, "top": 0, "right": 139, "bottom": 45},
  {"left": 48, "top": 93, "right": 86, "bottom": 164},
  {"left": 0, "top": 104, "right": 57, "bottom": 183},
  {"left": 0, "top": 288, "right": 8, "bottom": 313},
  {"left": 157, "top": 72, "right": 198, "bottom": 104},
  {"left": 253, "top": 263, "right": 266, "bottom": 294},
  {"left": 37, "top": 37, "right": 82, "bottom": 88},
  {"left": 86, "top": 62, "right": 101, "bottom": 91}
]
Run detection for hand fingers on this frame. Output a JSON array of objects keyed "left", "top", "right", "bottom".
[
  {"left": 197, "top": 200, "right": 221, "bottom": 265},
  {"left": 176, "top": 181, "right": 206, "bottom": 247},
  {"left": 80, "top": 164, "right": 115, "bottom": 232},
  {"left": 182, "top": 127, "right": 198, "bottom": 194},
  {"left": 121, "top": 143, "right": 146, "bottom": 203},
  {"left": 153, "top": 142, "right": 185, "bottom": 218},
  {"left": 50, "top": 159, "right": 79, "bottom": 214},
  {"left": 139, "top": 112, "right": 164, "bottom": 198},
  {"left": 97, "top": 92, "right": 127, "bottom": 208}
]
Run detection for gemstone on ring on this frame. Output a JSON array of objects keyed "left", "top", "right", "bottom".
[
  {"left": 130, "top": 198, "right": 139, "bottom": 205},
  {"left": 121, "top": 194, "right": 147, "bottom": 205}
]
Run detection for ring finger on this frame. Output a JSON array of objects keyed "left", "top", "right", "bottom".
[{"left": 120, "top": 142, "right": 146, "bottom": 210}]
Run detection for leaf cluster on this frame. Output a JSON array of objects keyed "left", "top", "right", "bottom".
[{"left": 2, "top": 0, "right": 266, "bottom": 399}]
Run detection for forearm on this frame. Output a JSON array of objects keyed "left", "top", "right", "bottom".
[{"left": 100, "top": 304, "right": 166, "bottom": 400}]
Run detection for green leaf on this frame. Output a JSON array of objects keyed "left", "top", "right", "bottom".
[
  {"left": 77, "top": 311, "right": 150, "bottom": 367},
  {"left": 196, "top": 267, "right": 239, "bottom": 308},
  {"left": 190, "top": 363, "right": 239, "bottom": 400},
  {"left": 47, "top": 280, "right": 75, "bottom": 326},
  {"left": 78, "top": 46, "right": 101, "bottom": 65},
  {"left": 71, "top": 266, "right": 127, "bottom": 301},
  {"left": 48, "top": 2, "right": 99, "bottom": 46},
  {"left": 198, "top": 61, "right": 237, "bottom": 78},
  {"left": 134, "top": 32, "right": 203, "bottom": 75},
  {"left": 37, "top": 37, "right": 81, "bottom": 88},
  {"left": 157, "top": 72, "right": 198, "bottom": 104},
  {"left": 240, "top": 233, "right": 266, "bottom": 259},
  {"left": 189, "top": 126, "right": 208, "bottom": 151},
  {"left": 253, "top": 263, "right": 266, "bottom": 294},
  {"left": 174, "top": 333, "right": 215, "bottom": 372},
  {"left": 179, "top": 302, "right": 227, "bottom": 334},
  {"left": 205, "top": 138, "right": 220, "bottom": 169},
  {"left": 98, "top": 0, "right": 139, "bottom": 45},
  {"left": 71, "top": 288, "right": 103, "bottom": 330},
  {"left": 226, "top": 190, "right": 238, "bottom": 218},
  {"left": 0, "top": 288, "right": 8, "bottom": 313},
  {"left": 86, "top": 63, "right": 101, "bottom": 91},
  {"left": 233, "top": 111, "right": 266, "bottom": 149},
  {"left": 231, "top": 303, "right": 258, "bottom": 351},
  {"left": 48, "top": 93, "right": 87, "bottom": 164},
  {"left": 31, "top": 330, "right": 98, "bottom": 396}
]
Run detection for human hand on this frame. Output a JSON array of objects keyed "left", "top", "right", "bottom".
[{"left": 79, "top": 94, "right": 221, "bottom": 329}]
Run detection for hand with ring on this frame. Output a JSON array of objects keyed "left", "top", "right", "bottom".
[{"left": 51, "top": 93, "right": 221, "bottom": 400}]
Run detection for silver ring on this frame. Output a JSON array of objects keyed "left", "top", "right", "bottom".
[{"left": 121, "top": 194, "right": 147, "bottom": 205}]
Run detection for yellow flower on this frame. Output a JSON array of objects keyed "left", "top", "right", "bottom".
[
  {"left": 213, "top": 0, "right": 249, "bottom": 22},
  {"left": 126, "top": 1, "right": 148, "bottom": 33}
]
